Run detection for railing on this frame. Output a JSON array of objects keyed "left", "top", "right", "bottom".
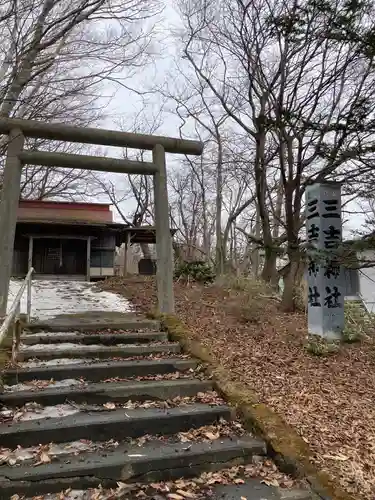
[{"left": 0, "top": 267, "right": 34, "bottom": 363}]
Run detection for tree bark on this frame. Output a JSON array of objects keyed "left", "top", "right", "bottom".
[
  {"left": 280, "top": 249, "right": 304, "bottom": 312},
  {"left": 215, "top": 135, "right": 225, "bottom": 275},
  {"left": 261, "top": 247, "right": 277, "bottom": 283}
]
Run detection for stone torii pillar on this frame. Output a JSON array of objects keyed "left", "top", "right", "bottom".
[
  {"left": 153, "top": 144, "right": 175, "bottom": 314},
  {"left": 0, "top": 129, "right": 24, "bottom": 316},
  {"left": 0, "top": 117, "right": 204, "bottom": 316}
]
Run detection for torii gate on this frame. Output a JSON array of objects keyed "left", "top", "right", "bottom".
[{"left": 0, "top": 118, "right": 203, "bottom": 316}]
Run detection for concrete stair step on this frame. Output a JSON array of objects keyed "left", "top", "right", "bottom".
[
  {"left": 0, "top": 403, "right": 232, "bottom": 448},
  {"left": 0, "top": 319, "right": 314, "bottom": 500},
  {"left": 20, "top": 331, "right": 168, "bottom": 345},
  {"left": 0, "top": 437, "right": 266, "bottom": 498},
  {"left": 3, "top": 358, "right": 197, "bottom": 383},
  {"left": 0, "top": 378, "right": 213, "bottom": 407},
  {"left": 26, "top": 318, "right": 161, "bottom": 332},
  {"left": 18, "top": 342, "right": 181, "bottom": 361}
]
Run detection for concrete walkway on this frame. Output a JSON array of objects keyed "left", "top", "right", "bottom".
[{"left": 7, "top": 279, "right": 132, "bottom": 321}]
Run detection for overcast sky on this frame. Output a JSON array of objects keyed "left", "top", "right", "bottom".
[
  {"left": 96, "top": 0, "right": 366, "bottom": 238},
  {"left": 95, "top": 0, "right": 195, "bottom": 225}
]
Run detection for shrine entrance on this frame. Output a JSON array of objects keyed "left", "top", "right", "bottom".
[
  {"left": 32, "top": 238, "right": 86, "bottom": 276},
  {"left": 0, "top": 117, "right": 204, "bottom": 315}
]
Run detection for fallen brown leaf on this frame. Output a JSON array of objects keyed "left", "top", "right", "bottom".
[
  {"left": 34, "top": 451, "right": 51, "bottom": 466},
  {"left": 322, "top": 454, "right": 350, "bottom": 461},
  {"left": 103, "top": 402, "right": 116, "bottom": 410},
  {"left": 204, "top": 431, "right": 220, "bottom": 440},
  {"left": 234, "top": 478, "right": 245, "bottom": 484},
  {"left": 176, "top": 489, "right": 197, "bottom": 498},
  {"left": 99, "top": 275, "right": 375, "bottom": 500},
  {"left": 261, "top": 478, "right": 280, "bottom": 487}
]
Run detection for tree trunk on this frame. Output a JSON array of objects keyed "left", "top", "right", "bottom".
[
  {"left": 172, "top": 242, "right": 182, "bottom": 266},
  {"left": 273, "top": 179, "right": 283, "bottom": 239},
  {"left": 254, "top": 99, "right": 276, "bottom": 284},
  {"left": 252, "top": 208, "right": 261, "bottom": 277},
  {"left": 280, "top": 250, "right": 304, "bottom": 311},
  {"left": 261, "top": 247, "right": 277, "bottom": 283},
  {"left": 215, "top": 240, "right": 225, "bottom": 275},
  {"left": 215, "top": 136, "right": 224, "bottom": 275}
]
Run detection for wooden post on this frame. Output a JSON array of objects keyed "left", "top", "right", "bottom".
[
  {"left": 252, "top": 208, "right": 260, "bottom": 277},
  {"left": 27, "top": 276, "right": 32, "bottom": 323},
  {"left": 28, "top": 236, "right": 33, "bottom": 270},
  {"left": 12, "top": 303, "right": 21, "bottom": 364},
  {"left": 27, "top": 236, "right": 33, "bottom": 322},
  {"left": 123, "top": 231, "right": 131, "bottom": 276},
  {"left": 152, "top": 144, "right": 175, "bottom": 314},
  {"left": 86, "top": 237, "right": 91, "bottom": 282},
  {"left": 0, "top": 128, "right": 25, "bottom": 316}
]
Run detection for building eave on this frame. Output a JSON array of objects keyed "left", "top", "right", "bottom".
[{"left": 16, "top": 220, "right": 177, "bottom": 245}]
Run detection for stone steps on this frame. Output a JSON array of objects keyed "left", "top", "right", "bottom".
[
  {"left": 0, "top": 378, "right": 212, "bottom": 406},
  {"left": 3, "top": 357, "right": 197, "bottom": 383},
  {"left": 0, "top": 318, "right": 316, "bottom": 499},
  {"left": 0, "top": 404, "right": 232, "bottom": 448},
  {"left": 26, "top": 318, "right": 160, "bottom": 332},
  {"left": 18, "top": 342, "right": 181, "bottom": 361},
  {"left": 0, "top": 437, "right": 266, "bottom": 497},
  {"left": 21, "top": 330, "right": 169, "bottom": 345}
]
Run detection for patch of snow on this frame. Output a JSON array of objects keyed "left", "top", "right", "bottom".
[
  {"left": 49, "top": 440, "right": 104, "bottom": 455},
  {"left": 0, "top": 446, "right": 35, "bottom": 463},
  {"left": 26, "top": 491, "right": 88, "bottom": 500},
  {"left": 7, "top": 279, "right": 132, "bottom": 320},
  {"left": 20, "top": 342, "right": 139, "bottom": 352},
  {"left": 22, "top": 331, "right": 80, "bottom": 338},
  {"left": 24, "top": 482, "right": 130, "bottom": 499},
  {"left": 20, "top": 342, "right": 85, "bottom": 351},
  {"left": 1, "top": 439, "right": 119, "bottom": 467},
  {"left": 4, "top": 378, "right": 84, "bottom": 392},
  {"left": 19, "top": 358, "right": 92, "bottom": 368},
  {"left": 4, "top": 403, "right": 80, "bottom": 422},
  {"left": 4, "top": 383, "right": 37, "bottom": 392}
]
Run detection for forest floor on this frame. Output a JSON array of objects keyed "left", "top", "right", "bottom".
[{"left": 99, "top": 275, "right": 375, "bottom": 500}]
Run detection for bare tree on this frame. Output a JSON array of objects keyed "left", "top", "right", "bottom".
[
  {"left": 0, "top": 0, "right": 162, "bottom": 200},
  {"left": 91, "top": 111, "right": 167, "bottom": 257},
  {"left": 169, "top": 158, "right": 215, "bottom": 261},
  {"left": 176, "top": 0, "right": 375, "bottom": 310},
  {"left": 161, "top": 60, "right": 260, "bottom": 274}
]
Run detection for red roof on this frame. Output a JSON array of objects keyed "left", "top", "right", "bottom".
[
  {"left": 18, "top": 199, "right": 113, "bottom": 223},
  {"left": 19, "top": 199, "right": 111, "bottom": 210}
]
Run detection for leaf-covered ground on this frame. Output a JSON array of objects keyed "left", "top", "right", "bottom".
[{"left": 99, "top": 276, "right": 375, "bottom": 500}]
